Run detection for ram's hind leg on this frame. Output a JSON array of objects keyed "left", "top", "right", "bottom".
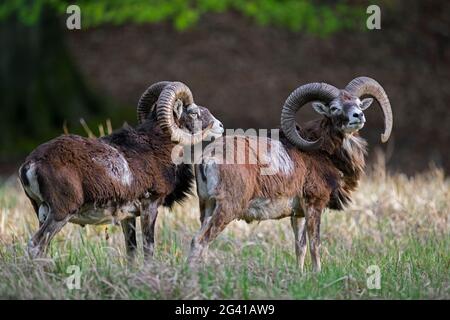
[
  {"left": 291, "top": 216, "right": 307, "bottom": 273},
  {"left": 121, "top": 217, "right": 137, "bottom": 262},
  {"left": 188, "top": 201, "right": 233, "bottom": 266},
  {"left": 28, "top": 205, "right": 70, "bottom": 259}
]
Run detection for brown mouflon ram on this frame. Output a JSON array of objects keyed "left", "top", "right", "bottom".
[
  {"left": 189, "top": 77, "right": 392, "bottom": 272},
  {"left": 19, "top": 81, "right": 223, "bottom": 260}
]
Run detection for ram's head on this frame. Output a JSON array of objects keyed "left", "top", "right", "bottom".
[
  {"left": 137, "top": 81, "right": 223, "bottom": 145},
  {"left": 281, "top": 76, "right": 393, "bottom": 150}
]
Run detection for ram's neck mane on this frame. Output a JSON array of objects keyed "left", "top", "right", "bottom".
[
  {"left": 138, "top": 119, "right": 196, "bottom": 208},
  {"left": 301, "top": 118, "right": 367, "bottom": 209},
  {"left": 102, "top": 118, "right": 194, "bottom": 207}
]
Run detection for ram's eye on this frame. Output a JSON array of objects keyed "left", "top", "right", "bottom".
[
  {"left": 330, "top": 106, "right": 338, "bottom": 112},
  {"left": 189, "top": 112, "right": 198, "bottom": 119}
]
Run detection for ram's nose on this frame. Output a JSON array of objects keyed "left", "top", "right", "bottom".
[
  {"left": 214, "top": 120, "right": 224, "bottom": 134},
  {"left": 349, "top": 110, "right": 365, "bottom": 124},
  {"left": 353, "top": 112, "right": 364, "bottom": 119}
]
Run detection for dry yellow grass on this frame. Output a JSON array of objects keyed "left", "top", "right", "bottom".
[{"left": 0, "top": 160, "right": 448, "bottom": 299}]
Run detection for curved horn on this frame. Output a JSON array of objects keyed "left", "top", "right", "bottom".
[
  {"left": 281, "top": 83, "right": 340, "bottom": 150},
  {"left": 137, "top": 81, "right": 172, "bottom": 125},
  {"left": 156, "top": 82, "right": 211, "bottom": 145},
  {"left": 345, "top": 77, "right": 393, "bottom": 143}
]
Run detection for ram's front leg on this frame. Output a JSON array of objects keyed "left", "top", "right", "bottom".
[
  {"left": 305, "top": 206, "right": 323, "bottom": 272},
  {"left": 188, "top": 201, "right": 233, "bottom": 267},
  {"left": 140, "top": 199, "right": 160, "bottom": 261}
]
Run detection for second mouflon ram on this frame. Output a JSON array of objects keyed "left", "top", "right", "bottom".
[
  {"left": 189, "top": 77, "right": 393, "bottom": 272},
  {"left": 19, "top": 81, "right": 223, "bottom": 260}
]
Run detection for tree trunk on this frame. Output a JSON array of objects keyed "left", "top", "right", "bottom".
[{"left": 0, "top": 7, "right": 107, "bottom": 159}]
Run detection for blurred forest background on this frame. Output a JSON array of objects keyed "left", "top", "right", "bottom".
[{"left": 0, "top": 0, "right": 449, "bottom": 175}]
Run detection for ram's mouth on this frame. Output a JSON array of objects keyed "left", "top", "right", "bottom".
[
  {"left": 343, "top": 121, "right": 365, "bottom": 133},
  {"left": 211, "top": 126, "right": 224, "bottom": 136}
]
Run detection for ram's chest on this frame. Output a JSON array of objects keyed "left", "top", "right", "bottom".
[
  {"left": 241, "top": 196, "right": 301, "bottom": 223},
  {"left": 70, "top": 201, "right": 140, "bottom": 226}
]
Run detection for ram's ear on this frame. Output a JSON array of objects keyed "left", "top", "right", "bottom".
[
  {"left": 312, "top": 102, "right": 330, "bottom": 116},
  {"left": 173, "top": 100, "right": 184, "bottom": 119},
  {"left": 360, "top": 98, "right": 374, "bottom": 110}
]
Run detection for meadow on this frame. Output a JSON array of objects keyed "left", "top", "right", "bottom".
[{"left": 0, "top": 160, "right": 448, "bottom": 299}]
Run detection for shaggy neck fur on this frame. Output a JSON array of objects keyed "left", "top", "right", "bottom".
[
  {"left": 101, "top": 118, "right": 194, "bottom": 208},
  {"left": 302, "top": 118, "right": 367, "bottom": 209}
]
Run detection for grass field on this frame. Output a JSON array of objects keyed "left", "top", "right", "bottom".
[{"left": 0, "top": 163, "right": 448, "bottom": 299}]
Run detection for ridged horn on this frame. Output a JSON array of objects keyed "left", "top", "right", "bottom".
[
  {"left": 281, "top": 82, "right": 340, "bottom": 150},
  {"left": 137, "top": 81, "right": 172, "bottom": 125},
  {"left": 345, "top": 76, "right": 393, "bottom": 143},
  {"left": 156, "top": 82, "right": 211, "bottom": 145}
]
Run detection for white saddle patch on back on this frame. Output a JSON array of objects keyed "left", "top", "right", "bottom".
[
  {"left": 93, "top": 144, "right": 133, "bottom": 186},
  {"left": 261, "top": 139, "right": 294, "bottom": 175}
]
